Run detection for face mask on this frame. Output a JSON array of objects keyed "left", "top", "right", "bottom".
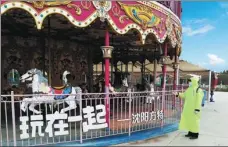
[{"left": 189, "top": 82, "right": 192, "bottom": 87}]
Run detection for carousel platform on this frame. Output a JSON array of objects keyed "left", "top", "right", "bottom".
[{"left": 50, "top": 123, "right": 178, "bottom": 146}]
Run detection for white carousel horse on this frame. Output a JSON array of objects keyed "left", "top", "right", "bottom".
[
  {"left": 20, "top": 68, "right": 80, "bottom": 114},
  {"left": 62, "top": 70, "right": 82, "bottom": 99},
  {"left": 144, "top": 78, "right": 160, "bottom": 104},
  {"left": 62, "top": 70, "right": 71, "bottom": 85},
  {"left": 121, "top": 77, "right": 133, "bottom": 103}
]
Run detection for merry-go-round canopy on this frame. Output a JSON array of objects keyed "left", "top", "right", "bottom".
[{"left": 1, "top": 1, "right": 182, "bottom": 64}]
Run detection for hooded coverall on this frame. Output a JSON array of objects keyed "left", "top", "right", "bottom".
[{"left": 178, "top": 77, "right": 204, "bottom": 138}]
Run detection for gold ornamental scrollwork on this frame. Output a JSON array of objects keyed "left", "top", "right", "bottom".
[
  {"left": 32, "top": 1, "right": 72, "bottom": 9},
  {"left": 165, "top": 15, "right": 172, "bottom": 35},
  {"left": 31, "top": 1, "right": 83, "bottom": 16},
  {"left": 118, "top": 2, "right": 161, "bottom": 30},
  {"left": 112, "top": 4, "right": 129, "bottom": 24},
  {"left": 175, "top": 26, "right": 182, "bottom": 46},
  {"left": 67, "top": 4, "right": 81, "bottom": 15},
  {"left": 81, "top": 1, "right": 92, "bottom": 10},
  {"left": 119, "top": 15, "right": 129, "bottom": 24},
  {"left": 156, "top": 18, "right": 165, "bottom": 35}
]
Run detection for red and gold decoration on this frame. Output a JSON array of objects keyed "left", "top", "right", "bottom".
[{"left": 1, "top": 1, "right": 182, "bottom": 53}]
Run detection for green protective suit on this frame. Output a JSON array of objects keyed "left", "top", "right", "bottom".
[{"left": 178, "top": 77, "right": 204, "bottom": 133}]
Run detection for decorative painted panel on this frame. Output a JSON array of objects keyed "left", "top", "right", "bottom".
[{"left": 1, "top": 1, "right": 182, "bottom": 52}]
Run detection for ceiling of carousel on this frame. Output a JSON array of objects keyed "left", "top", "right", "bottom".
[{"left": 1, "top": 9, "right": 175, "bottom": 64}]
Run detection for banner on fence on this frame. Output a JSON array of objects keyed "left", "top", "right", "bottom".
[
  {"left": 132, "top": 110, "right": 164, "bottom": 124},
  {"left": 19, "top": 104, "right": 108, "bottom": 139}
]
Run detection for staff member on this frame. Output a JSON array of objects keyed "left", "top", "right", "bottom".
[
  {"left": 210, "top": 72, "right": 218, "bottom": 102},
  {"left": 173, "top": 76, "right": 204, "bottom": 139}
]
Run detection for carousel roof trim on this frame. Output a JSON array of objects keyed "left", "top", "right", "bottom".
[
  {"left": 1, "top": 1, "right": 182, "bottom": 51},
  {"left": 146, "top": 1, "right": 181, "bottom": 24},
  {"left": 1, "top": 2, "right": 40, "bottom": 28}
]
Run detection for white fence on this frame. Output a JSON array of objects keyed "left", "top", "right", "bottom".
[{"left": 0, "top": 90, "right": 183, "bottom": 146}]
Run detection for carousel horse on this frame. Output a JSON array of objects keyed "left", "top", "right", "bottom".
[
  {"left": 120, "top": 77, "right": 133, "bottom": 103},
  {"left": 20, "top": 68, "right": 80, "bottom": 114},
  {"left": 62, "top": 70, "right": 82, "bottom": 98},
  {"left": 144, "top": 78, "right": 160, "bottom": 104}
]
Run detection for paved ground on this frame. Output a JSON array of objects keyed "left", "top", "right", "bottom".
[{"left": 117, "top": 92, "right": 228, "bottom": 146}]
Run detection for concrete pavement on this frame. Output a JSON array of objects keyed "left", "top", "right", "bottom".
[{"left": 117, "top": 92, "right": 228, "bottom": 146}]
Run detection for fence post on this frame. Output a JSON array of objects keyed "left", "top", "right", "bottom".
[
  {"left": 11, "top": 91, "right": 17, "bottom": 146},
  {"left": 79, "top": 91, "right": 83, "bottom": 144},
  {"left": 128, "top": 90, "right": 132, "bottom": 136}
]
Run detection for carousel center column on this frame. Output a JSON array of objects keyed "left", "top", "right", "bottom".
[{"left": 101, "top": 29, "right": 114, "bottom": 127}]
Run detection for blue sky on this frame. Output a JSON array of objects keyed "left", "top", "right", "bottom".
[{"left": 181, "top": 1, "right": 228, "bottom": 72}]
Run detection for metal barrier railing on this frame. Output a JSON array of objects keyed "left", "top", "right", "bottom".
[{"left": 0, "top": 90, "right": 183, "bottom": 146}]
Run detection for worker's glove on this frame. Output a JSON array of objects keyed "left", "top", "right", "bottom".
[
  {"left": 194, "top": 109, "right": 200, "bottom": 114},
  {"left": 172, "top": 92, "right": 179, "bottom": 97}
]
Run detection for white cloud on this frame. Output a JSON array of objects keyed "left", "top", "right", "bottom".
[
  {"left": 207, "top": 54, "right": 225, "bottom": 65},
  {"left": 182, "top": 25, "right": 215, "bottom": 36},
  {"left": 184, "top": 19, "right": 207, "bottom": 25}
]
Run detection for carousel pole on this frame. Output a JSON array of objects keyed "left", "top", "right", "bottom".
[
  {"left": 172, "top": 51, "right": 179, "bottom": 108},
  {"left": 101, "top": 27, "right": 113, "bottom": 127},
  {"left": 48, "top": 16, "right": 51, "bottom": 85}
]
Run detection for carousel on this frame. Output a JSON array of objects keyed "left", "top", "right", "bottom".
[{"left": 1, "top": 1, "right": 182, "bottom": 146}]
